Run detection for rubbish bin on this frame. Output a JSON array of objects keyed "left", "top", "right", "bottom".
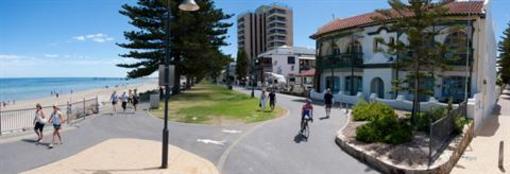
[{"left": 150, "top": 94, "right": 160, "bottom": 109}]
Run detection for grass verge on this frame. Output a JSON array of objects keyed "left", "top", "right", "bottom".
[{"left": 150, "top": 83, "right": 285, "bottom": 124}]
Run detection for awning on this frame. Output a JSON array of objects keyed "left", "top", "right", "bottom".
[{"left": 296, "top": 69, "right": 315, "bottom": 77}]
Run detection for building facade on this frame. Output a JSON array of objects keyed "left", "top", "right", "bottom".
[
  {"left": 310, "top": 0, "right": 497, "bottom": 132},
  {"left": 237, "top": 4, "right": 293, "bottom": 62},
  {"left": 257, "top": 45, "right": 315, "bottom": 85}
]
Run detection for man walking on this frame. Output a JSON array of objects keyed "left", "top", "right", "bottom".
[
  {"left": 269, "top": 89, "right": 276, "bottom": 111},
  {"left": 324, "top": 88, "right": 333, "bottom": 118}
]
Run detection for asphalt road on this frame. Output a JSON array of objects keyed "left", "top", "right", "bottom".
[{"left": 0, "top": 87, "right": 377, "bottom": 174}]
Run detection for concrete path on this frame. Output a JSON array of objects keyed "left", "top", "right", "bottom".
[
  {"left": 22, "top": 138, "right": 219, "bottom": 174},
  {"left": 221, "top": 87, "right": 377, "bottom": 174},
  {"left": 0, "top": 87, "right": 376, "bottom": 174},
  {"left": 452, "top": 87, "right": 510, "bottom": 174}
]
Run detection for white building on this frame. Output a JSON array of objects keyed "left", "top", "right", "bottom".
[
  {"left": 257, "top": 45, "right": 315, "bottom": 84},
  {"left": 310, "top": 0, "right": 497, "bottom": 133}
]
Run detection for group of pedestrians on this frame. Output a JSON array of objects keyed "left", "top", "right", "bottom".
[
  {"left": 33, "top": 103, "right": 64, "bottom": 148},
  {"left": 259, "top": 89, "right": 276, "bottom": 112},
  {"left": 110, "top": 89, "right": 139, "bottom": 113}
]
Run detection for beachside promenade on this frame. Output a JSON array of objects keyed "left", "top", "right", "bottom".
[
  {"left": 0, "top": 87, "right": 377, "bottom": 174},
  {"left": 452, "top": 86, "right": 510, "bottom": 174}
]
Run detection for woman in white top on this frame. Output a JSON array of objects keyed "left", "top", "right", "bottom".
[
  {"left": 48, "top": 105, "right": 65, "bottom": 148},
  {"left": 33, "top": 104, "right": 47, "bottom": 143},
  {"left": 260, "top": 90, "right": 267, "bottom": 111}
]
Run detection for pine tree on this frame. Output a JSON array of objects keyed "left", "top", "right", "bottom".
[
  {"left": 373, "top": 0, "right": 460, "bottom": 124},
  {"left": 498, "top": 22, "right": 510, "bottom": 85},
  {"left": 235, "top": 49, "right": 249, "bottom": 82},
  {"left": 117, "top": 0, "right": 232, "bottom": 93}
]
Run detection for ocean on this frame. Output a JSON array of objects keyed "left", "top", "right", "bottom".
[{"left": 0, "top": 77, "right": 154, "bottom": 102}]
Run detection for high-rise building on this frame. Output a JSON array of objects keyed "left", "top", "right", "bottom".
[{"left": 237, "top": 4, "right": 293, "bottom": 62}]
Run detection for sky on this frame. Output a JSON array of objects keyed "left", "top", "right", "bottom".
[{"left": 0, "top": 0, "right": 509, "bottom": 78}]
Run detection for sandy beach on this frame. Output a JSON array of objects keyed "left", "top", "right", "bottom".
[{"left": 1, "top": 80, "right": 159, "bottom": 111}]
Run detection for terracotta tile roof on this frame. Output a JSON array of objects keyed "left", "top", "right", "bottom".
[{"left": 311, "top": 1, "right": 485, "bottom": 39}]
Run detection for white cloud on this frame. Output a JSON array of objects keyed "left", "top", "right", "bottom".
[
  {"left": 72, "top": 33, "right": 114, "bottom": 43},
  {"left": 44, "top": 54, "right": 59, "bottom": 58}
]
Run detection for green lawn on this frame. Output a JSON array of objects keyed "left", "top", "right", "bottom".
[{"left": 150, "top": 83, "right": 285, "bottom": 124}]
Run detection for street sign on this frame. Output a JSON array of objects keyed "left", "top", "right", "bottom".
[{"left": 159, "top": 64, "right": 175, "bottom": 87}]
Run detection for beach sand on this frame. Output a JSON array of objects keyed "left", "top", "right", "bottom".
[{"left": 1, "top": 80, "right": 159, "bottom": 111}]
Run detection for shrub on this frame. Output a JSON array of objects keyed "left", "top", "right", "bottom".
[
  {"left": 352, "top": 101, "right": 397, "bottom": 121},
  {"left": 453, "top": 115, "right": 470, "bottom": 134},
  {"left": 414, "top": 107, "right": 448, "bottom": 132},
  {"left": 355, "top": 113, "right": 413, "bottom": 144},
  {"left": 355, "top": 124, "right": 381, "bottom": 143},
  {"left": 383, "top": 123, "right": 413, "bottom": 144},
  {"left": 352, "top": 100, "right": 370, "bottom": 121}
]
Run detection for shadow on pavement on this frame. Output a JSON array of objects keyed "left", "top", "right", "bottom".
[
  {"left": 21, "top": 139, "right": 52, "bottom": 146},
  {"left": 293, "top": 133, "right": 307, "bottom": 143},
  {"left": 79, "top": 167, "right": 161, "bottom": 174}
]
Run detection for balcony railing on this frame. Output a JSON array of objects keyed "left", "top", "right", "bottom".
[{"left": 317, "top": 53, "right": 363, "bottom": 69}]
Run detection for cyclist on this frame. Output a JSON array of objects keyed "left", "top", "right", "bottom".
[{"left": 300, "top": 99, "right": 314, "bottom": 133}]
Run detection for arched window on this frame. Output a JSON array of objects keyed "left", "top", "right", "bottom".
[
  {"left": 346, "top": 40, "right": 362, "bottom": 54},
  {"left": 444, "top": 31, "right": 468, "bottom": 64}
]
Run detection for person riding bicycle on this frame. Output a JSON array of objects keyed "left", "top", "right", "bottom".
[{"left": 301, "top": 99, "right": 314, "bottom": 133}]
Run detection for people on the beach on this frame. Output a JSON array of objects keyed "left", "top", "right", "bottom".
[
  {"left": 128, "top": 89, "right": 133, "bottom": 104},
  {"left": 324, "top": 88, "right": 333, "bottom": 118},
  {"left": 120, "top": 91, "right": 129, "bottom": 112},
  {"left": 110, "top": 91, "right": 118, "bottom": 113},
  {"left": 33, "top": 104, "right": 47, "bottom": 143},
  {"left": 48, "top": 105, "right": 64, "bottom": 148},
  {"left": 132, "top": 89, "right": 139, "bottom": 111},
  {"left": 260, "top": 90, "right": 267, "bottom": 111},
  {"left": 269, "top": 89, "right": 276, "bottom": 111}
]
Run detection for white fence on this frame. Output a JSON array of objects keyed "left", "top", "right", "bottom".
[{"left": 310, "top": 90, "right": 458, "bottom": 112}]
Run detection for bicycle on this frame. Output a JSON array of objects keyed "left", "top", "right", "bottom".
[{"left": 300, "top": 116, "right": 312, "bottom": 140}]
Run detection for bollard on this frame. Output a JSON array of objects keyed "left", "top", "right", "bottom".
[
  {"left": 499, "top": 140, "right": 504, "bottom": 171},
  {"left": 83, "top": 98, "right": 86, "bottom": 116}
]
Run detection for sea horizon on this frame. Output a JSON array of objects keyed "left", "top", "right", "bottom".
[{"left": 0, "top": 77, "right": 156, "bottom": 102}]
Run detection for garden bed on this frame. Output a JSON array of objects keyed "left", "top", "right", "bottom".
[{"left": 336, "top": 112, "right": 474, "bottom": 174}]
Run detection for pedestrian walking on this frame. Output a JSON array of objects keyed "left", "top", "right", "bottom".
[
  {"left": 33, "top": 104, "right": 47, "bottom": 143},
  {"left": 324, "top": 88, "right": 333, "bottom": 118},
  {"left": 269, "top": 89, "right": 276, "bottom": 111},
  {"left": 132, "top": 89, "right": 139, "bottom": 111},
  {"left": 110, "top": 91, "right": 118, "bottom": 113},
  {"left": 260, "top": 90, "right": 268, "bottom": 111},
  {"left": 48, "top": 105, "right": 65, "bottom": 148},
  {"left": 120, "top": 91, "right": 129, "bottom": 112}
]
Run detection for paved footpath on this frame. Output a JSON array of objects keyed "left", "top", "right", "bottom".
[
  {"left": 452, "top": 87, "right": 510, "bottom": 174},
  {"left": 0, "top": 88, "right": 376, "bottom": 174}
]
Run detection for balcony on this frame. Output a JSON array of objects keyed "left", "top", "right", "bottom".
[{"left": 317, "top": 53, "right": 363, "bottom": 69}]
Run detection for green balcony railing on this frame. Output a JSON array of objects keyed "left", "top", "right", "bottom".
[{"left": 317, "top": 52, "right": 363, "bottom": 69}]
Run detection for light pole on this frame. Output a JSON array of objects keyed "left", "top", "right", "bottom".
[
  {"left": 161, "top": 0, "right": 199, "bottom": 169},
  {"left": 251, "top": 57, "right": 257, "bottom": 97}
]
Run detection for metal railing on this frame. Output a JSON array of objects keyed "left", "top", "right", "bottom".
[
  {"left": 428, "top": 101, "right": 467, "bottom": 164},
  {"left": 0, "top": 97, "right": 99, "bottom": 135}
]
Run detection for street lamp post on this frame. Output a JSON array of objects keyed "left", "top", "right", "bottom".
[
  {"left": 161, "top": 0, "right": 199, "bottom": 169},
  {"left": 251, "top": 58, "right": 256, "bottom": 97}
]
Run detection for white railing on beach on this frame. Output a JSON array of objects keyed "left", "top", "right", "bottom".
[{"left": 0, "top": 97, "right": 99, "bottom": 135}]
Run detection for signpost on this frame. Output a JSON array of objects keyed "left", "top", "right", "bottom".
[{"left": 159, "top": 65, "right": 175, "bottom": 87}]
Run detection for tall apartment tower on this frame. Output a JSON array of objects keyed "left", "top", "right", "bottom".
[{"left": 237, "top": 4, "right": 293, "bottom": 61}]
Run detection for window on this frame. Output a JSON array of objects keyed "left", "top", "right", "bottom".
[
  {"left": 291, "top": 65, "right": 294, "bottom": 71},
  {"left": 345, "top": 76, "right": 362, "bottom": 95},
  {"left": 287, "top": 56, "right": 295, "bottom": 64},
  {"left": 326, "top": 76, "right": 340, "bottom": 93},
  {"left": 444, "top": 31, "right": 468, "bottom": 64},
  {"left": 389, "top": 37, "right": 395, "bottom": 45},
  {"left": 442, "top": 76, "right": 469, "bottom": 103},
  {"left": 373, "top": 38, "right": 379, "bottom": 52}
]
